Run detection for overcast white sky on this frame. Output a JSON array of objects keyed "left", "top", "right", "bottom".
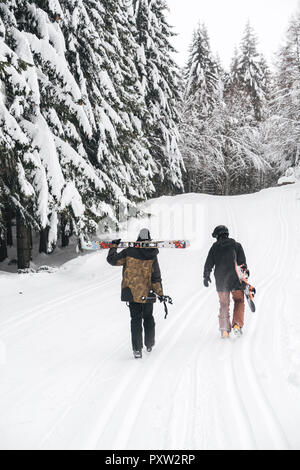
[{"left": 167, "top": 0, "right": 300, "bottom": 69}]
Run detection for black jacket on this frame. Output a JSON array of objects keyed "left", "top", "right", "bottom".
[
  {"left": 107, "top": 247, "right": 163, "bottom": 303},
  {"left": 203, "top": 237, "right": 247, "bottom": 292}
]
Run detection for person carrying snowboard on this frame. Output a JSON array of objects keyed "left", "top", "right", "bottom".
[
  {"left": 203, "top": 225, "right": 248, "bottom": 338},
  {"left": 107, "top": 228, "right": 165, "bottom": 358}
]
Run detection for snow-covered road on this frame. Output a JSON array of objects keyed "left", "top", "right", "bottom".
[{"left": 0, "top": 184, "right": 300, "bottom": 450}]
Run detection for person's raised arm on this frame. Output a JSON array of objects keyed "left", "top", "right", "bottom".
[{"left": 106, "top": 239, "right": 126, "bottom": 266}]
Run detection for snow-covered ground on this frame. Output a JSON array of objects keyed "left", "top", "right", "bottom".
[{"left": 0, "top": 184, "right": 300, "bottom": 450}]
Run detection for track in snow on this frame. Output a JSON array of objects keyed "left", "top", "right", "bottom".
[{"left": 0, "top": 185, "right": 300, "bottom": 450}]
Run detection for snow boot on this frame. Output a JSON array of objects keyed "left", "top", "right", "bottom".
[
  {"left": 133, "top": 350, "right": 142, "bottom": 359},
  {"left": 233, "top": 324, "right": 243, "bottom": 336},
  {"left": 221, "top": 330, "right": 230, "bottom": 339}
]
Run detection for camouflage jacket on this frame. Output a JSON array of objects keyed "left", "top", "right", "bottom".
[{"left": 107, "top": 246, "right": 163, "bottom": 303}]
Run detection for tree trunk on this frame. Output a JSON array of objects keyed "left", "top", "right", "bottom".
[
  {"left": 0, "top": 235, "right": 7, "bottom": 262},
  {"left": 225, "top": 172, "right": 230, "bottom": 195},
  {"left": 60, "top": 216, "right": 73, "bottom": 248},
  {"left": 61, "top": 224, "right": 69, "bottom": 248},
  {"left": 16, "top": 211, "right": 31, "bottom": 270},
  {"left": 5, "top": 207, "right": 13, "bottom": 246},
  {"left": 39, "top": 227, "right": 49, "bottom": 254}
]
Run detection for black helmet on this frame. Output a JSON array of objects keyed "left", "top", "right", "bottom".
[{"left": 212, "top": 225, "right": 229, "bottom": 239}]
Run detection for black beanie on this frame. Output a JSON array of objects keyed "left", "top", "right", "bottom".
[{"left": 137, "top": 228, "right": 151, "bottom": 241}]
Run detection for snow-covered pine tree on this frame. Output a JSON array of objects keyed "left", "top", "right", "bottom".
[
  {"left": 1, "top": 1, "right": 80, "bottom": 253},
  {"left": 2, "top": 0, "right": 174, "bottom": 261},
  {"left": 184, "top": 24, "right": 220, "bottom": 117},
  {"left": 223, "top": 47, "right": 240, "bottom": 107},
  {"left": 265, "top": 11, "right": 300, "bottom": 179},
  {"left": 218, "top": 104, "right": 267, "bottom": 195},
  {"left": 2, "top": 0, "right": 132, "bottom": 252},
  {"left": 0, "top": 7, "right": 39, "bottom": 267},
  {"left": 25, "top": 0, "right": 115, "bottom": 248},
  {"left": 234, "top": 21, "right": 267, "bottom": 122},
  {"left": 222, "top": 23, "right": 271, "bottom": 194},
  {"left": 259, "top": 55, "right": 272, "bottom": 104},
  {"left": 180, "top": 23, "right": 225, "bottom": 194},
  {"left": 60, "top": 0, "right": 156, "bottom": 208},
  {"left": 100, "top": 0, "right": 156, "bottom": 202},
  {"left": 133, "top": 0, "right": 184, "bottom": 195}
]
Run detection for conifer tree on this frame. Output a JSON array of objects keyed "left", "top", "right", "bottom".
[
  {"left": 180, "top": 23, "right": 224, "bottom": 194},
  {"left": 234, "top": 21, "right": 266, "bottom": 122},
  {"left": 1, "top": 0, "right": 176, "bottom": 262},
  {"left": 133, "top": 0, "right": 184, "bottom": 194},
  {"left": 221, "top": 23, "right": 271, "bottom": 194},
  {"left": 265, "top": 12, "right": 300, "bottom": 177},
  {"left": 2, "top": 0, "right": 148, "bottom": 252},
  {"left": 1, "top": 0, "right": 92, "bottom": 252},
  {"left": 0, "top": 6, "right": 39, "bottom": 266},
  {"left": 61, "top": 0, "right": 156, "bottom": 203},
  {"left": 185, "top": 24, "right": 220, "bottom": 117}
]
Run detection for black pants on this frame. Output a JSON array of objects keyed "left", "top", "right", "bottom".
[{"left": 129, "top": 302, "right": 155, "bottom": 351}]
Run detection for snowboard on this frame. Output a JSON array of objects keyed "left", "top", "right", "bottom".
[
  {"left": 235, "top": 263, "right": 256, "bottom": 313},
  {"left": 78, "top": 238, "right": 190, "bottom": 251}
]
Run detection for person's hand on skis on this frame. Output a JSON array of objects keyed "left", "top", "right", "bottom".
[
  {"left": 112, "top": 238, "right": 121, "bottom": 246},
  {"left": 203, "top": 274, "right": 211, "bottom": 287}
]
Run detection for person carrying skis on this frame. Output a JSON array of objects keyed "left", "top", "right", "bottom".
[
  {"left": 107, "top": 228, "right": 165, "bottom": 359},
  {"left": 203, "top": 225, "right": 248, "bottom": 338}
]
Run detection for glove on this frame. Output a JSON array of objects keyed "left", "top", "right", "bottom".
[
  {"left": 240, "top": 264, "right": 250, "bottom": 277},
  {"left": 111, "top": 238, "right": 121, "bottom": 246},
  {"left": 158, "top": 295, "right": 173, "bottom": 305},
  {"left": 203, "top": 275, "right": 211, "bottom": 287}
]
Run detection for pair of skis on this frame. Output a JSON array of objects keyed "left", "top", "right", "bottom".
[{"left": 78, "top": 237, "right": 190, "bottom": 251}]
